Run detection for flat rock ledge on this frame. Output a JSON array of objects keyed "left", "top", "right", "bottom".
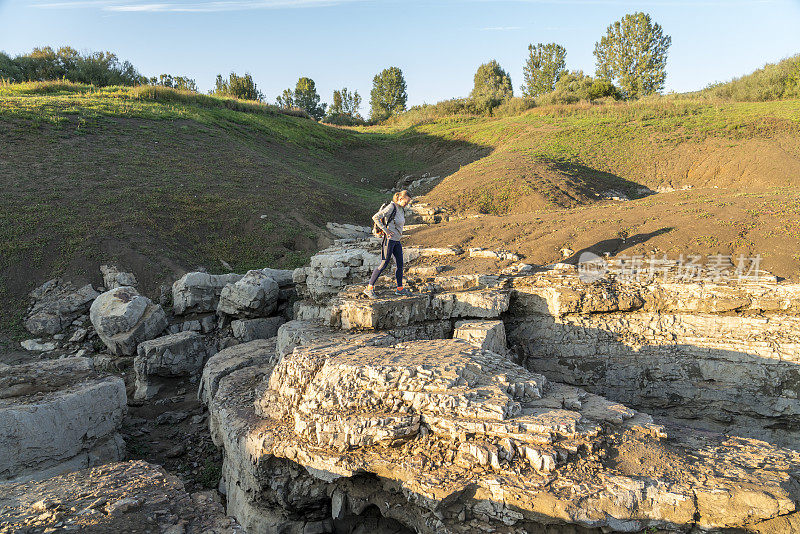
[
  {"left": 0, "top": 357, "right": 127, "bottom": 483},
  {"left": 203, "top": 330, "right": 800, "bottom": 534},
  {"left": 0, "top": 460, "right": 240, "bottom": 533}
]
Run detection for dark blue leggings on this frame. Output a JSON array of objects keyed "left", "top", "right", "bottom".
[{"left": 369, "top": 239, "right": 403, "bottom": 287}]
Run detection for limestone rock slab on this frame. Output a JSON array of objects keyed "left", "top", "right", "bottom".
[
  {"left": 454, "top": 320, "right": 508, "bottom": 355},
  {"left": 0, "top": 357, "right": 126, "bottom": 483},
  {"left": 134, "top": 331, "right": 207, "bottom": 399},
  {"left": 231, "top": 316, "right": 285, "bottom": 343},
  {"left": 25, "top": 279, "right": 99, "bottom": 336}
]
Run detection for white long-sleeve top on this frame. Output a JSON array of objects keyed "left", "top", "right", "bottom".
[{"left": 372, "top": 201, "right": 405, "bottom": 240}]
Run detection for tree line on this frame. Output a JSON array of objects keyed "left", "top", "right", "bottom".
[{"left": 1, "top": 12, "right": 671, "bottom": 122}]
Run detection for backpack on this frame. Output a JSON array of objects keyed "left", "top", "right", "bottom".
[{"left": 371, "top": 202, "right": 398, "bottom": 238}]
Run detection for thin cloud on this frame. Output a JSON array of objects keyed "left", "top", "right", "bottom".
[
  {"left": 481, "top": 26, "right": 522, "bottom": 31},
  {"left": 33, "top": 0, "right": 366, "bottom": 11},
  {"left": 487, "top": 0, "right": 776, "bottom": 5}
]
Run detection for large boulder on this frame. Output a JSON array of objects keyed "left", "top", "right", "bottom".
[
  {"left": 134, "top": 331, "right": 207, "bottom": 399},
  {"left": 217, "top": 270, "right": 279, "bottom": 318},
  {"left": 24, "top": 279, "right": 99, "bottom": 336},
  {"left": 100, "top": 264, "right": 137, "bottom": 290},
  {"left": 90, "top": 286, "right": 168, "bottom": 356},
  {"left": 172, "top": 272, "right": 243, "bottom": 315},
  {"left": 0, "top": 357, "right": 126, "bottom": 483},
  {"left": 231, "top": 316, "right": 285, "bottom": 343},
  {"left": 198, "top": 338, "right": 276, "bottom": 406}
]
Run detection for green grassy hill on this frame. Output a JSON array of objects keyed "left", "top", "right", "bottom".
[
  {"left": 0, "top": 82, "right": 459, "bottom": 343},
  {"left": 374, "top": 98, "right": 800, "bottom": 215}
]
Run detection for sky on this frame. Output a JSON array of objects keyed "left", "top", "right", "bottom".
[{"left": 1, "top": 0, "right": 799, "bottom": 115}]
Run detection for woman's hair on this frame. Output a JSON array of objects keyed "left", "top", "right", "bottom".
[{"left": 393, "top": 190, "right": 411, "bottom": 203}]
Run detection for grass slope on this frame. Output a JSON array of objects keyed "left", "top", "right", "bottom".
[
  {"left": 0, "top": 83, "right": 439, "bottom": 344},
  {"left": 375, "top": 98, "right": 800, "bottom": 216}
]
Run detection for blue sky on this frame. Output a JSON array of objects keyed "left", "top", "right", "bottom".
[{"left": 1, "top": 0, "right": 799, "bottom": 114}]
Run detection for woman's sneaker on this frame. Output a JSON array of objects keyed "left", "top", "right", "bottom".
[
  {"left": 363, "top": 287, "right": 377, "bottom": 299},
  {"left": 394, "top": 287, "right": 411, "bottom": 296}
]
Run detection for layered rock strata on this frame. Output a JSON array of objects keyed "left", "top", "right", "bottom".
[
  {"left": 505, "top": 273, "right": 800, "bottom": 449},
  {"left": 204, "top": 328, "right": 800, "bottom": 533},
  {"left": 0, "top": 357, "right": 126, "bottom": 482}
]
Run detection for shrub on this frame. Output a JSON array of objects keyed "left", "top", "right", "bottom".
[
  {"left": 212, "top": 72, "right": 263, "bottom": 102},
  {"left": 0, "top": 46, "right": 142, "bottom": 86},
  {"left": 536, "top": 70, "right": 620, "bottom": 106},
  {"left": 700, "top": 54, "right": 800, "bottom": 101},
  {"left": 493, "top": 97, "right": 536, "bottom": 117}
]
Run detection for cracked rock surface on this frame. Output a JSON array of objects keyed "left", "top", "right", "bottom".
[{"left": 203, "top": 326, "right": 800, "bottom": 533}]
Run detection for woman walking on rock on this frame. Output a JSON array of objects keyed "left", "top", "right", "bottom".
[{"left": 364, "top": 190, "right": 412, "bottom": 299}]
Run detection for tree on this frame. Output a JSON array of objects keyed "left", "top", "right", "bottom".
[
  {"left": 470, "top": 60, "right": 513, "bottom": 114},
  {"left": 370, "top": 66, "right": 407, "bottom": 121},
  {"left": 522, "top": 43, "right": 567, "bottom": 97},
  {"left": 325, "top": 87, "right": 363, "bottom": 125},
  {"left": 276, "top": 88, "right": 295, "bottom": 109},
  {"left": 292, "top": 77, "right": 326, "bottom": 120},
  {"left": 150, "top": 73, "right": 198, "bottom": 92},
  {"left": 212, "top": 72, "right": 263, "bottom": 101},
  {"left": 328, "top": 87, "right": 362, "bottom": 118},
  {"left": 593, "top": 12, "right": 671, "bottom": 98}
]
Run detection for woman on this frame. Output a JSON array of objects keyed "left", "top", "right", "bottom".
[{"left": 364, "top": 190, "right": 412, "bottom": 299}]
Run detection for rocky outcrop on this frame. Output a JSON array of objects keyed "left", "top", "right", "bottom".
[
  {"left": 296, "top": 281, "right": 510, "bottom": 330},
  {"left": 25, "top": 279, "right": 99, "bottom": 336},
  {"left": 326, "top": 222, "right": 371, "bottom": 241},
  {"left": 172, "top": 272, "right": 244, "bottom": 315},
  {"left": 217, "top": 270, "right": 279, "bottom": 318},
  {"left": 200, "top": 238, "right": 800, "bottom": 533},
  {"left": 505, "top": 273, "right": 800, "bottom": 450},
  {"left": 100, "top": 264, "right": 137, "bottom": 290},
  {"left": 90, "top": 286, "right": 168, "bottom": 356},
  {"left": 293, "top": 244, "right": 383, "bottom": 301},
  {"left": 0, "top": 357, "right": 126, "bottom": 483},
  {"left": 204, "top": 331, "right": 800, "bottom": 533},
  {"left": 134, "top": 331, "right": 207, "bottom": 399},
  {"left": 0, "top": 460, "right": 239, "bottom": 533}
]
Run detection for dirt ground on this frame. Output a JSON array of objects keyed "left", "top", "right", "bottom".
[{"left": 407, "top": 185, "right": 800, "bottom": 282}]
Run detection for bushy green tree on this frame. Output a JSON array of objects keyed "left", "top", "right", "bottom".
[
  {"left": 275, "top": 88, "right": 295, "bottom": 109},
  {"left": 325, "top": 87, "right": 363, "bottom": 125},
  {"left": 212, "top": 72, "right": 263, "bottom": 101},
  {"left": 148, "top": 73, "right": 198, "bottom": 92},
  {"left": 593, "top": 12, "right": 671, "bottom": 98},
  {"left": 370, "top": 66, "right": 407, "bottom": 121},
  {"left": 536, "top": 70, "right": 619, "bottom": 105},
  {"left": 470, "top": 60, "right": 513, "bottom": 114},
  {"left": 292, "top": 77, "right": 326, "bottom": 120},
  {"left": 328, "top": 87, "right": 361, "bottom": 117},
  {"left": 1, "top": 46, "right": 141, "bottom": 86},
  {"left": 522, "top": 43, "right": 567, "bottom": 98},
  {"left": 0, "top": 52, "right": 22, "bottom": 82}
]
